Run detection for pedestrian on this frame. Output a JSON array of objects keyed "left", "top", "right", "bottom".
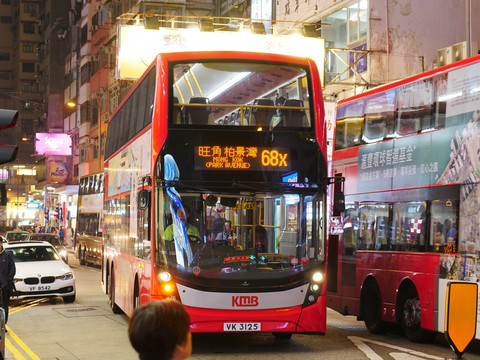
[
  {"left": 128, "top": 300, "right": 192, "bottom": 360},
  {"left": 0, "top": 240, "right": 16, "bottom": 327},
  {"left": 59, "top": 226, "right": 65, "bottom": 245}
]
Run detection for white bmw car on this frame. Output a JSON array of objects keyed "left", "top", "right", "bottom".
[{"left": 5, "top": 241, "right": 76, "bottom": 303}]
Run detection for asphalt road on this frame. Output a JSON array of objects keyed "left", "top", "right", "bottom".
[{"left": 4, "top": 253, "right": 480, "bottom": 360}]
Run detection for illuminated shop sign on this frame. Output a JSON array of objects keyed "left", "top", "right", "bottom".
[
  {"left": 26, "top": 202, "right": 40, "bottom": 209},
  {"left": 195, "top": 145, "right": 290, "bottom": 171},
  {"left": 36, "top": 133, "right": 72, "bottom": 156},
  {"left": 117, "top": 25, "right": 325, "bottom": 82}
]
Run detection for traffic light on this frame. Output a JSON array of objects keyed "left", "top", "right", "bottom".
[
  {"left": 0, "top": 109, "right": 19, "bottom": 165},
  {"left": 0, "top": 183, "right": 6, "bottom": 206},
  {"left": 54, "top": 203, "right": 60, "bottom": 221}
]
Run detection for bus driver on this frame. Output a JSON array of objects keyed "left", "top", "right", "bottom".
[{"left": 164, "top": 206, "right": 200, "bottom": 243}]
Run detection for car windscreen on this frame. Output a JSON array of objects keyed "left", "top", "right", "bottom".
[
  {"left": 7, "top": 233, "right": 29, "bottom": 241},
  {"left": 7, "top": 246, "right": 60, "bottom": 262},
  {"left": 29, "top": 235, "right": 62, "bottom": 246}
]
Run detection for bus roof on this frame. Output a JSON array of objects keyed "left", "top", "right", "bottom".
[{"left": 337, "top": 54, "right": 480, "bottom": 107}]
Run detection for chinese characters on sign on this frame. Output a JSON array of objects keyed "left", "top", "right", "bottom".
[{"left": 195, "top": 146, "right": 290, "bottom": 171}]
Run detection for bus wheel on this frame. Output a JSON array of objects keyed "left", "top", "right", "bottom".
[
  {"left": 79, "top": 247, "right": 86, "bottom": 265},
  {"left": 361, "top": 281, "right": 387, "bottom": 334},
  {"left": 399, "top": 286, "right": 436, "bottom": 343},
  {"left": 108, "top": 269, "right": 122, "bottom": 314},
  {"left": 133, "top": 280, "right": 140, "bottom": 310},
  {"left": 273, "top": 332, "right": 292, "bottom": 340}
]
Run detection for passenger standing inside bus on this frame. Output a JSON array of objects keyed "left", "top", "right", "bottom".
[
  {"left": 0, "top": 240, "right": 16, "bottom": 327},
  {"left": 128, "top": 300, "right": 192, "bottom": 360},
  {"left": 164, "top": 206, "right": 200, "bottom": 243}
]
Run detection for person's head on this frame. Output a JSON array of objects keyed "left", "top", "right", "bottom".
[
  {"left": 176, "top": 206, "right": 190, "bottom": 226},
  {"left": 128, "top": 300, "right": 191, "bottom": 360},
  {"left": 224, "top": 221, "right": 231, "bottom": 232}
]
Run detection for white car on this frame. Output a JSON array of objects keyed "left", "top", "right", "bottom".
[{"left": 4, "top": 241, "right": 76, "bottom": 303}]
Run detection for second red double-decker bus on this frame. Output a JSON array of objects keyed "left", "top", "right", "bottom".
[
  {"left": 327, "top": 54, "right": 480, "bottom": 342},
  {"left": 102, "top": 49, "right": 328, "bottom": 337}
]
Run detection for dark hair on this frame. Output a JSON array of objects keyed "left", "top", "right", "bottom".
[{"left": 128, "top": 300, "right": 190, "bottom": 360}]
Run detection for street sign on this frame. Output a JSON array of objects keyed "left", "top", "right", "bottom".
[{"left": 444, "top": 282, "right": 478, "bottom": 359}]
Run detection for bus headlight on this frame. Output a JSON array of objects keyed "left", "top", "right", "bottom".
[
  {"left": 158, "top": 271, "right": 176, "bottom": 295},
  {"left": 312, "top": 271, "right": 323, "bottom": 282},
  {"left": 303, "top": 271, "right": 323, "bottom": 308},
  {"left": 159, "top": 271, "right": 172, "bottom": 282}
]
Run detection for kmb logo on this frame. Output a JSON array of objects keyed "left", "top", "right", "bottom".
[{"left": 232, "top": 295, "right": 259, "bottom": 307}]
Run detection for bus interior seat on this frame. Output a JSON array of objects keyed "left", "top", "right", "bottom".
[
  {"left": 251, "top": 98, "right": 275, "bottom": 127},
  {"left": 229, "top": 110, "right": 241, "bottom": 125},
  {"left": 186, "top": 97, "right": 212, "bottom": 125},
  {"left": 283, "top": 99, "right": 305, "bottom": 127}
]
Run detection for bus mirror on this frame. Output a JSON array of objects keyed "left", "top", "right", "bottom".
[
  {"left": 334, "top": 191, "right": 345, "bottom": 213},
  {"left": 138, "top": 189, "right": 150, "bottom": 210},
  {"left": 205, "top": 194, "right": 217, "bottom": 207}
]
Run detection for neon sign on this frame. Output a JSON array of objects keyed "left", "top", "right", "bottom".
[
  {"left": 195, "top": 146, "right": 290, "bottom": 171},
  {"left": 36, "top": 133, "right": 72, "bottom": 156}
]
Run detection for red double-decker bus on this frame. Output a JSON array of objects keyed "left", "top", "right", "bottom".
[
  {"left": 327, "top": 54, "right": 480, "bottom": 342},
  {"left": 102, "top": 49, "right": 328, "bottom": 337}
]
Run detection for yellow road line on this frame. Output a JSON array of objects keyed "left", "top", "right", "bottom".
[
  {"left": 6, "top": 325, "right": 41, "bottom": 360},
  {"left": 10, "top": 299, "right": 47, "bottom": 315},
  {"left": 5, "top": 337, "right": 28, "bottom": 360}
]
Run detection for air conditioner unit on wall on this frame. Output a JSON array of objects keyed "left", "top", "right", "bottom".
[
  {"left": 437, "top": 41, "right": 479, "bottom": 67},
  {"left": 451, "top": 40, "right": 478, "bottom": 62},
  {"left": 437, "top": 46, "right": 452, "bottom": 67}
]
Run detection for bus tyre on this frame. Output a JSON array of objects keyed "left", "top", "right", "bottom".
[
  {"left": 273, "top": 332, "right": 292, "bottom": 340},
  {"left": 361, "top": 281, "right": 387, "bottom": 334},
  {"left": 399, "top": 286, "right": 436, "bottom": 343},
  {"left": 108, "top": 269, "right": 122, "bottom": 314},
  {"left": 78, "top": 247, "right": 86, "bottom": 265},
  {"left": 133, "top": 280, "right": 140, "bottom": 310}
]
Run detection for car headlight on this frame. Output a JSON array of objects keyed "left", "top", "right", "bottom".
[
  {"left": 56, "top": 272, "right": 74, "bottom": 280},
  {"left": 14, "top": 278, "right": 23, "bottom": 283},
  {"left": 59, "top": 250, "right": 67, "bottom": 257}
]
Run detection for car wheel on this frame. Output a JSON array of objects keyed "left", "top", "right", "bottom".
[
  {"left": 63, "top": 294, "right": 76, "bottom": 303},
  {"left": 399, "top": 286, "right": 436, "bottom": 343},
  {"left": 361, "top": 280, "right": 388, "bottom": 334},
  {"left": 108, "top": 268, "right": 122, "bottom": 314}
]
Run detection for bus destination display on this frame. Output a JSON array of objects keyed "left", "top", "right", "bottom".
[{"left": 195, "top": 145, "right": 290, "bottom": 171}]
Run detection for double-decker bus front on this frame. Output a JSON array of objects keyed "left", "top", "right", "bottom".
[{"left": 103, "top": 51, "right": 328, "bottom": 337}]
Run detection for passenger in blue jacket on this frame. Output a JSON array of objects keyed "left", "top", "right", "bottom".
[{"left": 0, "top": 241, "right": 16, "bottom": 325}]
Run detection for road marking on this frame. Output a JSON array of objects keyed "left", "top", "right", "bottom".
[
  {"left": 5, "top": 337, "right": 28, "bottom": 360},
  {"left": 10, "top": 299, "right": 47, "bottom": 315},
  {"left": 390, "top": 353, "right": 436, "bottom": 360},
  {"left": 348, "top": 336, "right": 445, "bottom": 360},
  {"left": 5, "top": 325, "right": 40, "bottom": 360}
]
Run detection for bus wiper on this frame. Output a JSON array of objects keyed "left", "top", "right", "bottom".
[
  {"left": 231, "top": 180, "right": 266, "bottom": 192},
  {"left": 163, "top": 180, "right": 210, "bottom": 193}
]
